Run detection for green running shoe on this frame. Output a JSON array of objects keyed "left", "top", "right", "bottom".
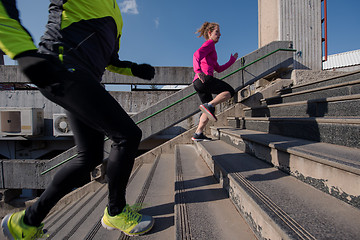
[
  {"left": 1, "top": 210, "right": 45, "bottom": 240},
  {"left": 101, "top": 205, "right": 154, "bottom": 236}
]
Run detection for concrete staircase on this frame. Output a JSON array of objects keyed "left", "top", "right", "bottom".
[{"left": 1, "top": 70, "right": 357, "bottom": 240}]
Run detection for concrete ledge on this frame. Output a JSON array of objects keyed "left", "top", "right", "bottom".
[
  {"left": 245, "top": 94, "right": 360, "bottom": 118},
  {"left": 291, "top": 69, "right": 360, "bottom": 86},
  {"left": 0, "top": 65, "right": 194, "bottom": 85},
  {"left": 264, "top": 79, "right": 360, "bottom": 105},
  {"left": 103, "top": 66, "right": 194, "bottom": 85}
]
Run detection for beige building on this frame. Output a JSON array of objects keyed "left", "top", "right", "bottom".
[{"left": 258, "top": 0, "right": 323, "bottom": 70}]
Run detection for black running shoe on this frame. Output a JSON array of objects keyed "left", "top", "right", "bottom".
[
  {"left": 192, "top": 133, "right": 212, "bottom": 141},
  {"left": 199, "top": 103, "right": 217, "bottom": 121}
]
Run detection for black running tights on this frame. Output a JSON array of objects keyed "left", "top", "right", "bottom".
[{"left": 24, "top": 69, "right": 141, "bottom": 227}]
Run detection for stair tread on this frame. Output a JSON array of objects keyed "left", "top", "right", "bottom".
[
  {"left": 265, "top": 78, "right": 360, "bottom": 101},
  {"left": 131, "top": 153, "right": 175, "bottom": 240},
  {"left": 68, "top": 187, "right": 108, "bottom": 240},
  {"left": 244, "top": 116, "right": 360, "bottom": 122},
  {"left": 246, "top": 93, "right": 360, "bottom": 111},
  {"left": 197, "top": 140, "right": 360, "bottom": 239},
  {"left": 45, "top": 184, "right": 108, "bottom": 239},
  {"left": 88, "top": 162, "right": 156, "bottom": 240},
  {"left": 175, "top": 145, "right": 256, "bottom": 240},
  {"left": 214, "top": 127, "right": 360, "bottom": 172}
]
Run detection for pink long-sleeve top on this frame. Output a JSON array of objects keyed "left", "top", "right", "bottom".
[{"left": 193, "top": 39, "right": 236, "bottom": 81}]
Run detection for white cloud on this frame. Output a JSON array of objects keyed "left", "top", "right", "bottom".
[
  {"left": 119, "top": 0, "right": 139, "bottom": 15},
  {"left": 154, "top": 17, "right": 160, "bottom": 28}
]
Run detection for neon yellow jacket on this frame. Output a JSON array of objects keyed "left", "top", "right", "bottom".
[{"left": 0, "top": 0, "right": 133, "bottom": 78}]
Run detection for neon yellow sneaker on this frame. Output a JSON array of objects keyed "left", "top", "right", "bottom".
[
  {"left": 101, "top": 205, "right": 154, "bottom": 236},
  {"left": 1, "top": 210, "right": 45, "bottom": 240}
]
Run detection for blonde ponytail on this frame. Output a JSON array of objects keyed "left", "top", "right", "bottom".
[{"left": 195, "top": 22, "right": 219, "bottom": 40}]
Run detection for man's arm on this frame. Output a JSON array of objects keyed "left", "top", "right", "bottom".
[
  {"left": 0, "top": 0, "right": 37, "bottom": 59},
  {"left": 107, "top": 53, "right": 155, "bottom": 80}
]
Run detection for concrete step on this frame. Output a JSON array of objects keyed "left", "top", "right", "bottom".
[
  {"left": 239, "top": 117, "right": 360, "bottom": 149},
  {"left": 245, "top": 94, "right": 360, "bottom": 118},
  {"left": 174, "top": 144, "right": 256, "bottom": 240},
  {"left": 87, "top": 160, "right": 156, "bottom": 240},
  {"left": 47, "top": 184, "right": 108, "bottom": 240},
  {"left": 281, "top": 70, "right": 360, "bottom": 95},
  {"left": 263, "top": 79, "right": 360, "bottom": 105},
  {"left": 194, "top": 139, "right": 360, "bottom": 240},
  {"left": 130, "top": 153, "right": 176, "bottom": 240},
  {"left": 210, "top": 127, "right": 360, "bottom": 209}
]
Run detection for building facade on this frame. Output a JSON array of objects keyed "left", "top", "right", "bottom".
[{"left": 258, "top": 0, "right": 323, "bottom": 70}]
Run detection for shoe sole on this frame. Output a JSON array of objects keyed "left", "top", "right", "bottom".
[
  {"left": 191, "top": 137, "right": 211, "bottom": 142},
  {"left": 199, "top": 105, "right": 217, "bottom": 121},
  {"left": 1, "top": 214, "right": 14, "bottom": 240},
  {"left": 101, "top": 217, "right": 154, "bottom": 236}
]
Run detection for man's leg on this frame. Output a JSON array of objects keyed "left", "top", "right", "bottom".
[
  {"left": 37, "top": 69, "right": 141, "bottom": 217},
  {"left": 25, "top": 111, "right": 105, "bottom": 226}
]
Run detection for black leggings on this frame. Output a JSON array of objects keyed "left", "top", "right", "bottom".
[
  {"left": 193, "top": 75, "right": 235, "bottom": 103},
  {"left": 25, "top": 69, "right": 141, "bottom": 226}
]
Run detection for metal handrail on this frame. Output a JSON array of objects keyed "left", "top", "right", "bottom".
[{"left": 40, "top": 47, "right": 296, "bottom": 175}]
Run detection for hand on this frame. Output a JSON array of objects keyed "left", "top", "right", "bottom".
[
  {"left": 197, "top": 72, "right": 206, "bottom": 83},
  {"left": 232, "top": 52, "right": 238, "bottom": 60},
  {"left": 131, "top": 63, "right": 155, "bottom": 80}
]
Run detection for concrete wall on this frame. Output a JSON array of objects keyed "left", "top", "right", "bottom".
[
  {"left": 102, "top": 66, "right": 194, "bottom": 85},
  {"left": 258, "top": 0, "right": 280, "bottom": 48},
  {"left": 291, "top": 69, "right": 349, "bottom": 86},
  {"left": 258, "top": 0, "right": 322, "bottom": 70},
  {"left": 0, "top": 65, "right": 194, "bottom": 85}
]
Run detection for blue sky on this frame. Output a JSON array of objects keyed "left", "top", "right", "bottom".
[{"left": 4, "top": 0, "right": 360, "bottom": 67}]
